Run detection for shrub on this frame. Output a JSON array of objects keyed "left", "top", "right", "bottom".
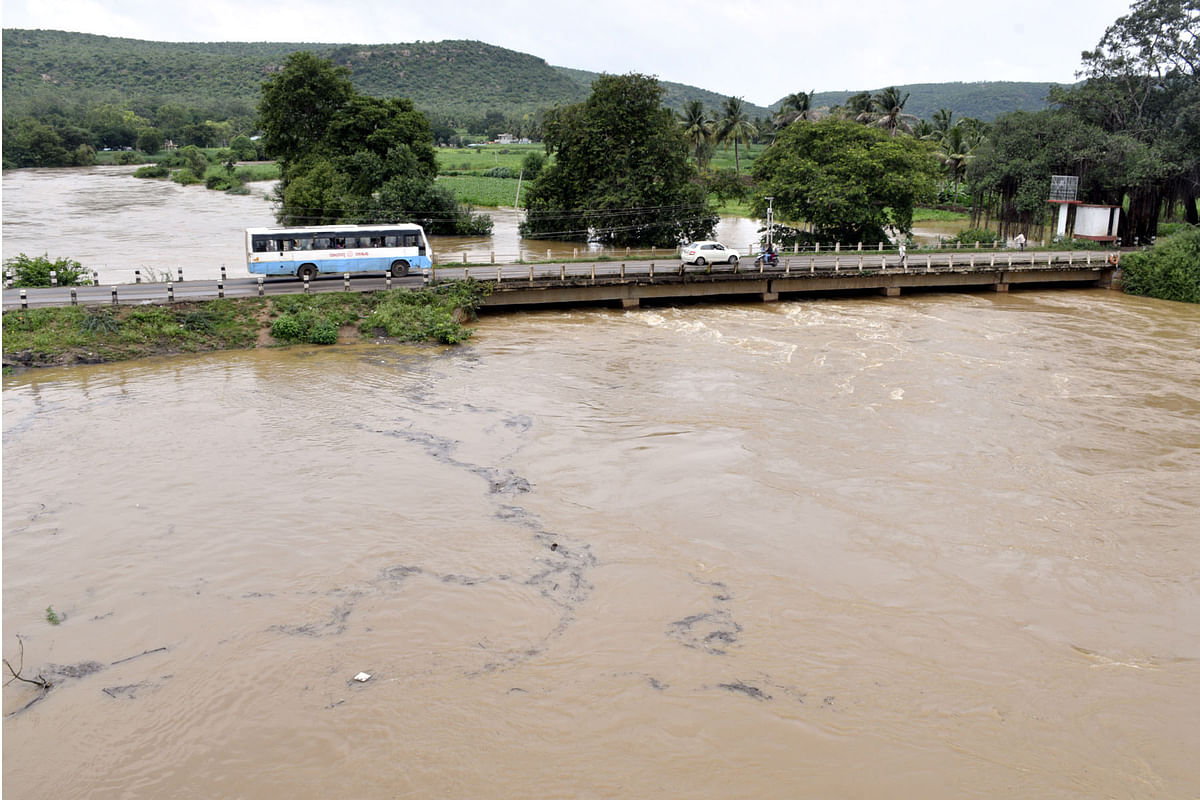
[
  {"left": 79, "top": 309, "right": 119, "bottom": 334},
  {"left": 172, "top": 168, "right": 202, "bottom": 185},
  {"left": 1120, "top": 226, "right": 1200, "bottom": 303},
  {"left": 205, "top": 174, "right": 241, "bottom": 191},
  {"left": 134, "top": 164, "right": 170, "bottom": 179},
  {"left": 5, "top": 253, "right": 92, "bottom": 287},
  {"left": 270, "top": 314, "right": 304, "bottom": 341},
  {"left": 953, "top": 228, "right": 1001, "bottom": 245}
]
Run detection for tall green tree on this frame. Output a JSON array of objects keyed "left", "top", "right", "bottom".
[
  {"left": 776, "top": 91, "right": 817, "bottom": 125},
  {"left": 966, "top": 110, "right": 1112, "bottom": 237},
  {"left": 752, "top": 119, "right": 940, "bottom": 244},
  {"left": 258, "top": 51, "right": 355, "bottom": 166},
  {"left": 678, "top": 99, "right": 714, "bottom": 168},
  {"left": 520, "top": 73, "right": 716, "bottom": 246},
  {"left": 1048, "top": 0, "right": 1200, "bottom": 238},
  {"left": 861, "top": 87, "right": 919, "bottom": 136},
  {"left": 257, "top": 51, "right": 489, "bottom": 234},
  {"left": 715, "top": 96, "right": 756, "bottom": 173}
]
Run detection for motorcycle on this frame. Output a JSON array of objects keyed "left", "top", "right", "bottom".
[{"left": 754, "top": 250, "right": 779, "bottom": 268}]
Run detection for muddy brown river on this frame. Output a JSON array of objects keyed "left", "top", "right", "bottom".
[
  {"left": 4, "top": 286, "right": 1200, "bottom": 798},
  {"left": 4, "top": 167, "right": 1200, "bottom": 797}
]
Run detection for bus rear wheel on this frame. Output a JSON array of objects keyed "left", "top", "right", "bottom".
[
  {"left": 390, "top": 260, "right": 410, "bottom": 278},
  {"left": 297, "top": 264, "right": 318, "bottom": 282}
]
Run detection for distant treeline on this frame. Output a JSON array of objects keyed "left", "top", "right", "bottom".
[{"left": 3, "top": 28, "right": 1065, "bottom": 168}]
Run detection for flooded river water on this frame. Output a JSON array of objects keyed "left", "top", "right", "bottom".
[
  {"left": 1, "top": 167, "right": 766, "bottom": 283},
  {"left": 4, "top": 166, "right": 1200, "bottom": 797},
  {"left": 5, "top": 287, "right": 1200, "bottom": 797}
]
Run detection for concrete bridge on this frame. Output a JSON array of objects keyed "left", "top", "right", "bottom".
[
  {"left": 2, "top": 250, "right": 1119, "bottom": 312},
  {"left": 468, "top": 249, "right": 1118, "bottom": 309}
]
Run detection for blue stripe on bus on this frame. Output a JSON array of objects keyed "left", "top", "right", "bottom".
[{"left": 247, "top": 256, "right": 433, "bottom": 275}]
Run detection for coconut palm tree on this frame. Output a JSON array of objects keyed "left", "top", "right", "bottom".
[
  {"left": 678, "top": 99, "right": 713, "bottom": 168},
  {"left": 937, "top": 123, "right": 983, "bottom": 200},
  {"left": 930, "top": 108, "right": 955, "bottom": 140},
  {"left": 776, "top": 90, "right": 818, "bottom": 126},
  {"left": 715, "top": 96, "right": 755, "bottom": 173},
  {"left": 862, "top": 87, "right": 918, "bottom": 136}
]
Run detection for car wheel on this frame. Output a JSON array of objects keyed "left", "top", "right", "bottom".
[
  {"left": 297, "top": 263, "right": 317, "bottom": 281},
  {"left": 390, "top": 260, "right": 409, "bottom": 278},
  {"left": 695, "top": 256, "right": 706, "bottom": 266},
  {"left": 728, "top": 255, "right": 738, "bottom": 265}
]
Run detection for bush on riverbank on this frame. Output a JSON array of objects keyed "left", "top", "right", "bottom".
[
  {"left": 1120, "top": 226, "right": 1200, "bottom": 304},
  {"left": 2, "top": 298, "right": 262, "bottom": 366},
  {"left": 4, "top": 254, "right": 93, "bottom": 287},
  {"left": 2, "top": 281, "right": 493, "bottom": 369}
]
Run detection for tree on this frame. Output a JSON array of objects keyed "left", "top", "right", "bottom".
[
  {"left": 966, "top": 110, "right": 1111, "bottom": 237},
  {"left": 936, "top": 122, "right": 985, "bottom": 201},
  {"left": 258, "top": 51, "right": 489, "bottom": 234},
  {"left": 679, "top": 99, "right": 714, "bottom": 168},
  {"left": 861, "top": 87, "right": 919, "bottom": 136},
  {"left": 751, "top": 119, "right": 941, "bottom": 244},
  {"left": 137, "top": 128, "right": 165, "bottom": 155},
  {"left": 776, "top": 91, "right": 817, "bottom": 125},
  {"left": 1049, "top": 0, "right": 1200, "bottom": 238},
  {"left": 929, "top": 108, "right": 955, "bottom": 140},
  {"left": 229, "top": 134, "right": 258, "bottom": 160},
  {"left": 715, "top": 96, "right": 755, "bottom": 173},
  {"left": 258, "top": 51, "right": 355, "bottom": 166},
  {"left": 520, "top": 73, "right": 717, "bottom": 246},
  {"left": 521, "top": 151, "right": 546, "bottom": 181}
]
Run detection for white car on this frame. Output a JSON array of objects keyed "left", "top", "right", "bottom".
[{"left": 680, "top": 241, "right": 739, "bottom": 266}]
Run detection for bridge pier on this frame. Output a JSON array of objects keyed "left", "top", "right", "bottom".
[
  {"left": 881, "top": 286, "right": 901, "bottom": 297},
  {"left": 761, "top": 292, "right": 779, "bottom": 303},
  {"left": 620, "top": 297, "right": 640, "bottom": 309},
  {"left": 994, "top": 282, "right": 1010, "bottom": 292}
]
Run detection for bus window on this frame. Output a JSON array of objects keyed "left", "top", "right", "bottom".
[{"left": 403, "top": 234, "right": 417, "bottom": 248}]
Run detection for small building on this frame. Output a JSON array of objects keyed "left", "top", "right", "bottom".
[{"left": 1048, "top": 175, "right": 1120, "bottom": 242}]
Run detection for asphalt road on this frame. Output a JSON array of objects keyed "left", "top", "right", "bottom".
[{"left": 2, "top": 249, "right": 1112, "bottom": 310}]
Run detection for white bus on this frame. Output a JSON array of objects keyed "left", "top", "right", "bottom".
[{"left": 246, "top": 224, "right": 433, "bottom": 281}]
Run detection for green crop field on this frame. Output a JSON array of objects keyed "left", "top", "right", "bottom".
[
  {"left": 436, "top": 174, "right": 524, "bottom": 207},
  {"left": 436, "top": 143, "right": 546, "bottom": 175}
]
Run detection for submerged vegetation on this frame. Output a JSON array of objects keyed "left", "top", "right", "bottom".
[
  {"left": 1, "top": 280, "right": 492, "bottom": 369},
  {"left": 1119, "top": 226, "right": 1200, "bottom": 303}
]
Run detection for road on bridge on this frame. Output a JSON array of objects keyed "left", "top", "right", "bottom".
[{"left": 2, "top": 249, "right": 1115, "bottom": 311}]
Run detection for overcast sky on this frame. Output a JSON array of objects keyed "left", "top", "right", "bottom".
[{"left": 4, "top": 0, "right": 1136, "bottom": 106}]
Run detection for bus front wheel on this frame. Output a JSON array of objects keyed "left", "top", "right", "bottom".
[
  {"left": 297, "top": 264, "right": 318, "bottom": 282},
  {"left": 390, "top": 260, "right": 410, "bottom": 278}
]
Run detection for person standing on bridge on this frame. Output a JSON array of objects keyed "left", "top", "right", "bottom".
[
  {"left": 1015, "top": 232, "right": 1026, "bottom": 250},
  {"left": 898, "top": 242, "right": 907, "bottom": 268}
]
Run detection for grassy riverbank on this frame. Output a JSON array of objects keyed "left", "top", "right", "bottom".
[{"left": 2, "top": 282, "right": 491, "bottom": 370}]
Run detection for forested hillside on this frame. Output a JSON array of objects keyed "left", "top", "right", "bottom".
[
  {"left": 808, "top": 82, "right": 1062, "bottom": 122},
  {"left": 1, "top": 30, "right": 584, "bottom": 118},
  {"left": 5, "top": 29, "right": 1059, "bottom": 122}
]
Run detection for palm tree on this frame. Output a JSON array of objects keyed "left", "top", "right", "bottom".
[
  {"left": 930, "top": 108, "right": 955, "bottom": 140},
  {"left": 937, "top": 123, "right": 983, "bottom": 200},
  {"left": 776, "top": 90, "right": 817, "bottom": 126},
  {"left": 862, "top": 87, "right": 918, "bottom": 136},
  {"left": 715, "top": 96, "right": 755, "bottom": 173},
  {"left": 679, "top": 99, "right": 713, "bottom": 168}
]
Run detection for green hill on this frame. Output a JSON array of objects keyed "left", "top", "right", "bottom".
[
  {"left": 805, "top": 82, "right": 1063, "bottom": 122},
  {"left": 1, "top": 30, "right": 586, "bottom": 118},
  {"left": 3, "top": 29, "right": 1060, "bottom": 123}
]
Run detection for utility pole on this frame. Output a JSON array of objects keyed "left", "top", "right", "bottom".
[{"left": 765, "top": 196, "right": 774, "bottom": 252}]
